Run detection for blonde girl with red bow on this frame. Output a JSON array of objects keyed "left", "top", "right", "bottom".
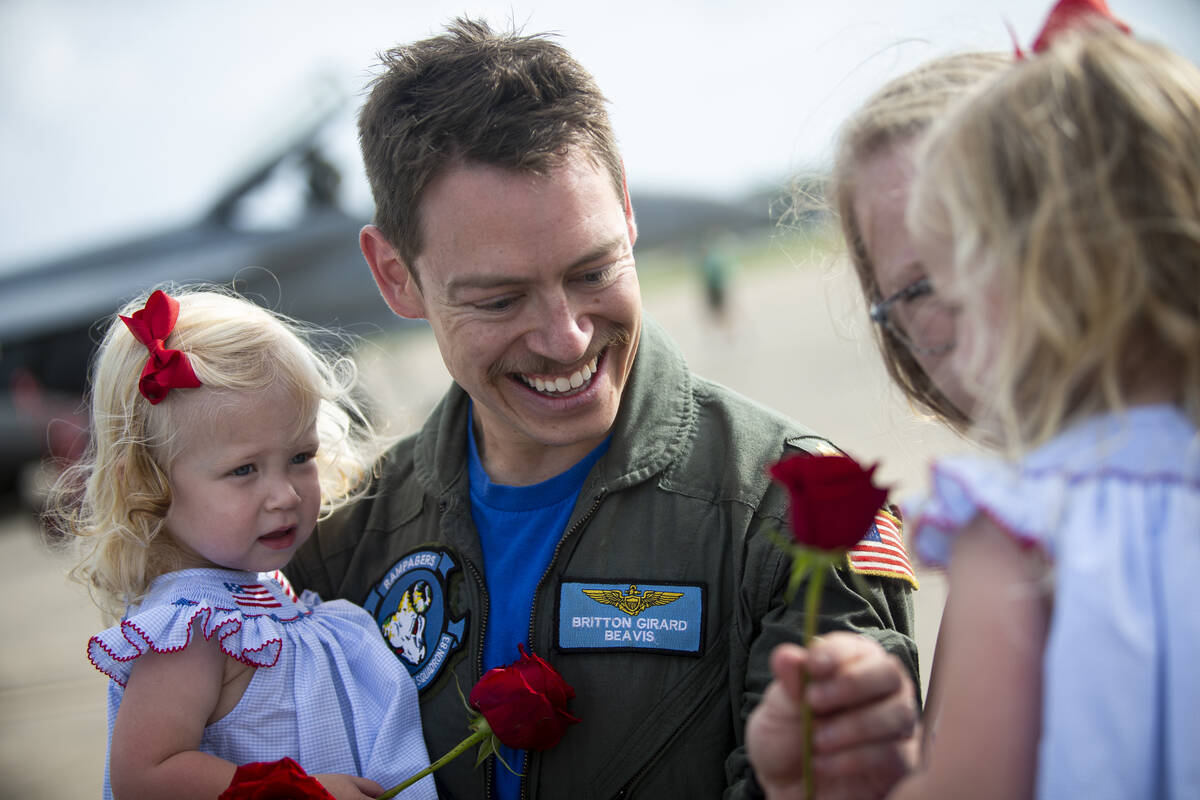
[{"left": 49, "top": 287, "right": 436, "bottom": 800}]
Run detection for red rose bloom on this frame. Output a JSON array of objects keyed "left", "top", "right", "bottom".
[
  {"left": 768, "top": 453, "right": 888, "bottom": 552},
  {"left": 380, "top": 646, "right": 581, "bottom": 798},
  {"left": 217, "top": 757, "right": 335, "bottom": 800},
  {"left": 469, "top": 644, "right": 580, "bottom": 750}
]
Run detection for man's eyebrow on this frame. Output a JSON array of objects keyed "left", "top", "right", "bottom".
[
  {"left": 444, "top": 237, "right": 630, "bottom": 302},
  {"left": 444, "top": 273, "right": 523, "bottom": 301}
]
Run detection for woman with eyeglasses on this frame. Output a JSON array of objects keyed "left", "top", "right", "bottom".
[
  {"left": 744, "top": 51, "right": 1010, "bottom": 800},
  {"left": 836, "top": 52, "right": 1010, "bottom": 432}
]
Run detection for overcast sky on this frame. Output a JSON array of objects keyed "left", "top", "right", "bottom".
[{"left": 2, "top": 0, "right": 1198, "bottom": 271}]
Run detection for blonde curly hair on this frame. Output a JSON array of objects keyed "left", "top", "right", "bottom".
[
  {"left": 47, "top": 286, "right": 387, "bottom": 621},
  {"left": 909, "top": 29, "right": 1200, "bottom": 451}
]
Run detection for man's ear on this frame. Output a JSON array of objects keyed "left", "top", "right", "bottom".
[{"left": 360, "top": 225, "right": 426, "bottom": 320}]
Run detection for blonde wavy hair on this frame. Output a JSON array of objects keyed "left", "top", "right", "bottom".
[
  {"left": 909, "top": 30, "right": 1200, "bottom": 451},
  {"left": 48, "top": 286, "right": 387, "bottom": 621},
  {"left": 828, "top": 51, "right": 1011, "bottom": 432}
]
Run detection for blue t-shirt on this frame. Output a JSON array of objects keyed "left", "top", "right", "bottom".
[{"left": 467, "top": 418, "right": 609, "bottom": 800}]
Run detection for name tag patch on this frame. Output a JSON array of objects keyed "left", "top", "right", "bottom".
[{"left": 556, "top": 579, "right": 704, "bottom": 655}]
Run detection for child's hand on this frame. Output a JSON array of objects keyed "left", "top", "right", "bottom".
[{"left": 315, "top": 773, "right": 385, "bottom": 799}]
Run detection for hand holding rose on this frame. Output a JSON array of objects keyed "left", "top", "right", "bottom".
[
  {"left": 219, "top": 647, "right": 579, "bottom": 800},
  {"left": 747, "top": 636, "right": 920, "bottom": 800}
]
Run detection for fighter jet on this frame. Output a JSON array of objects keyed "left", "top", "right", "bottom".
[{"left": 0, "top": 99, "right": 778, "bottom": 496}]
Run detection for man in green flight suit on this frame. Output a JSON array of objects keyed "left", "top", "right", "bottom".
[{"left": 287, "top": 17, "right": 921, "bottom": 800}]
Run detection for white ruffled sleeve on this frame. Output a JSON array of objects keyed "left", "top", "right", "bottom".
[{"left": 904, "top": 455, "right": 1066, "bottom": 568}]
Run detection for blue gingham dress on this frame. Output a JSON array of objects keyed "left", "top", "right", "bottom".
[
  {"left": 907, "top": 405, "right": 1200, "bottom": 799},
  {"left": 89, "top": 568, "right": 437, "bottom": 799}
]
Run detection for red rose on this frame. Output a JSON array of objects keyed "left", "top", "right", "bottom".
[
  {"left": 380, "top": 646, "right": 580, "bottom": 799},
  {"left": 468, "top": 644, "right": 580, "bottom": 750},
  {"left": 768, "top": 453, "right": 888, "bottom": 552},
  {"left": 218, "top": 757, "right": 335, "bottom": 800}
]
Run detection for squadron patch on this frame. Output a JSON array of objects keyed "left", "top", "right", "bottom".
[
  {"left": 556, "top": 579, "right": 705, "bottom": 655},
  {"left": 362, "top": 548, "right": 468, "bottom": 690}
]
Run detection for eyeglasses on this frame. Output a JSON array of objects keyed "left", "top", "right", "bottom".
[{"left": 868, "top": 276, "right": 956, "bottom": 356}]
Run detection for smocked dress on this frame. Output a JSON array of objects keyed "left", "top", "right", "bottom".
[
  {"left": 89, "top": 568, "right": 437, "bottom": 800},
  {"left": 907, "top": 405, "right": 1200, "bottom": 799}
]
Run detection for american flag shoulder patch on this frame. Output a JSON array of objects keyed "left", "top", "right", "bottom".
[{"left": 847, "top": 507, "right": 919, "bottom": 590}]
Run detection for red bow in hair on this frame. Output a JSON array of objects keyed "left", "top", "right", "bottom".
[
  {"left": 119, "top": 290, "right": 202, "bottom": 404},
  {"left": 1013, "top": 0, "right": 1131, "bottom": 59}
]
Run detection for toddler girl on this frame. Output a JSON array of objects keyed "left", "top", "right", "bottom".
[
  {"left": 895, "top": 4, "right": 1200, "bottom": 798},
  {"left": 51, "top": 288, "right": 436, "bottom": 799}
]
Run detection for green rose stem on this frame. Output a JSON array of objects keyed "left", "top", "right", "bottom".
[
  {"left": 768, "top": 452, "right": 889, "bottom": 800},
  {"left": 801, "top": 558, "right": 828, "bottom": 800},
  {"left": 780, "top": 545, "right": 841, "bottom": 800},
  {"left": 378, "top": 722, "right": 493, "bottom": 800}
]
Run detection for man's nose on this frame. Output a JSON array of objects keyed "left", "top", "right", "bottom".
[{"left": 524, "top": 291, "right": 592, "bottom": 364}]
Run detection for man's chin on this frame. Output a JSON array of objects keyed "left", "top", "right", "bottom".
[{"left": 514, "top": 406, "right": 619, "bottom": 455}]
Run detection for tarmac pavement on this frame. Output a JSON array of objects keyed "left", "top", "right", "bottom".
[{"left": 0, "top": 242, "right": 971, "bottom": 798}]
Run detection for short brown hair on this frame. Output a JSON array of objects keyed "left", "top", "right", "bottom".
[{"left": 358, "top": 17, "right": 624, "bottom": 273}]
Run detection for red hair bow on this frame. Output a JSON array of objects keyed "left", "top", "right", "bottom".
[
  {"left": 1014, "top": 0, "right": 1131, "bottom": 59},
  {"left": 119, "top": 290, "right": 202, "bottom": 404}
]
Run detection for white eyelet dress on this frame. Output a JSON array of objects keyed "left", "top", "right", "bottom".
[
  {"left": 89, "top": 568, "right": 437, "bottom": 800},
  {"left": 907, "top": 405, "right": 1200, "bottom": 799}
]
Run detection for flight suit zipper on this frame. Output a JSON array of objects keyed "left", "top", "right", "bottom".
[
  {"left": 462, "top": 544, "right": 493, "bottom": 799},
  {"left": 520, "top": 490, "right": 606, "bottom": 800}
]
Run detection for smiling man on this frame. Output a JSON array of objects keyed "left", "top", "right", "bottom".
[
  {"left": 362, "top": 153, "right": 642, "bottom": 487},
  {"left": 286, "top": 18, "right": 920, "bottom": 800}
]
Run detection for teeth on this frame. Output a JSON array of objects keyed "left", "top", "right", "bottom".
[{"left": 521, "top": 356, "right": 600, "bottom": 394}]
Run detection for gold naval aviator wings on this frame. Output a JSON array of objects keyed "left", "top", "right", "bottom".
[{"left": 581, "top": 585, "right": 684, "bottom": 616}]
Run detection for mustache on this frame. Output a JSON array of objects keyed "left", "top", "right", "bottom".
[{"left": 492, "top": 325, "right": 633, "bottom": 378}]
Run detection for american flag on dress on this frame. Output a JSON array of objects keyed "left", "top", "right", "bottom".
[
  {"left": 226, "top": 583, "right": 283, "bottom": 609},
  {"left": 848, "top": 508, "right": 919, "bottom": 589}
]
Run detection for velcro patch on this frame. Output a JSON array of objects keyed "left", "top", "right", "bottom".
[
  {"left": 848, "top": 508, "right": 919, "bottom": 590},
  {"left": 556, "top": 579, "right": 705, "bottom": 655},
  {"left": 362, "top": 548, "right": 468, "bottom": 690}
]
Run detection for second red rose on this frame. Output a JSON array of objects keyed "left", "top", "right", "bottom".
[{"left": 468, "top": 644, "right": 580, "bottom": 751}]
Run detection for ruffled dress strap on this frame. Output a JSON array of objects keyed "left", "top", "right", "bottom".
[
  {"left": 88, "top": 569, "right": 310, "bottom": 687},
  {"left": 906, "top": 405, "right": 1200, "bottom": 570}
]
